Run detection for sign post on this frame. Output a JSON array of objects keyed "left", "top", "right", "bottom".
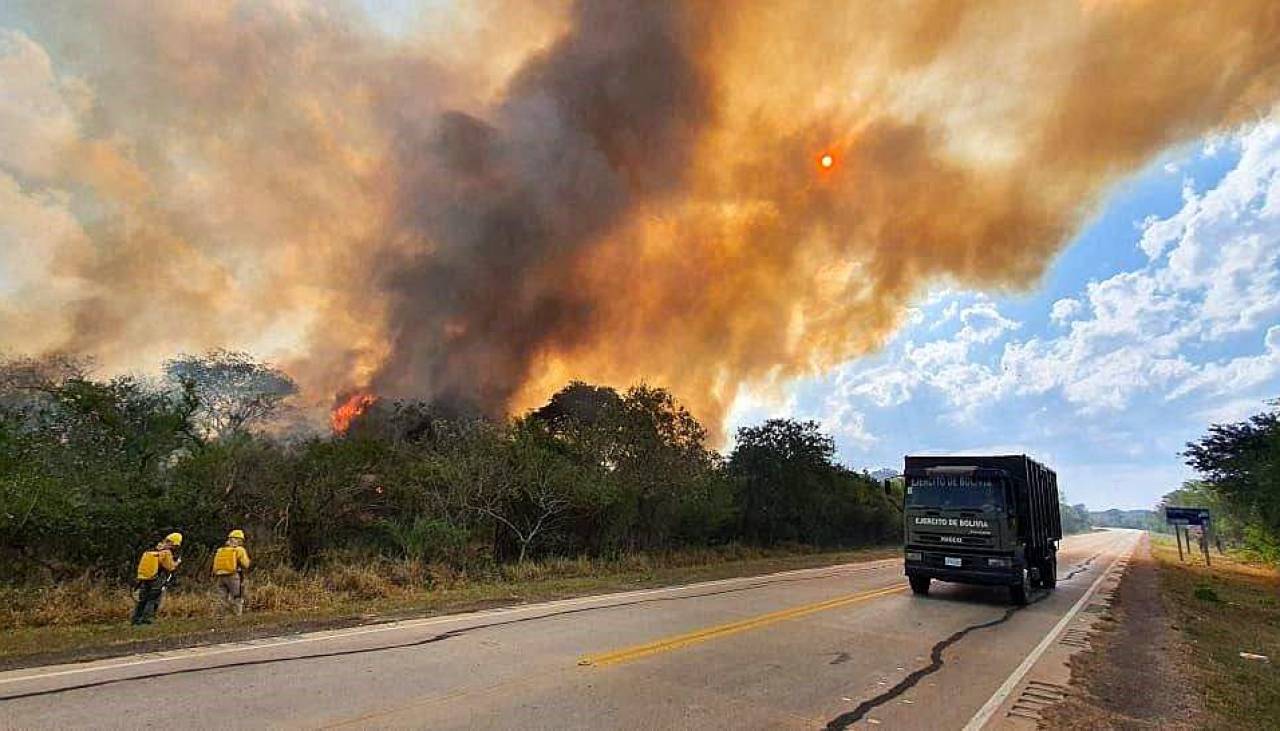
[
  {"left": 1171, "top": 519, "right": 1186, "bottom": 560},
  {"left": 1165, "top": 507, "right": 1211, "bottom": 566}
]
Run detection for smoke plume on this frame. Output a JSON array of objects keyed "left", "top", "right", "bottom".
[{"left": 2, "top": 0, "right": 1278, "bottom": 433}]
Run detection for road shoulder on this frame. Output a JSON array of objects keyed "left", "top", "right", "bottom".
[
  {"left": 1040, "top": 534, "right": 1204, "bottom": 729},
  {"left": 0, "top": 547, "right": 896, "bottom": 672}
]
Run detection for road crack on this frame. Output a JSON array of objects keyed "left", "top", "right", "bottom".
[{"left": 823, "top": 552, "right": 1101, "bottom": 729}]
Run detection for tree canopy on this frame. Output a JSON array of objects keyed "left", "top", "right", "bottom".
[
  {"left": 0, "top": 356, "right": 901, "bottom": 582},
  {"left": 1182, "top": 400, "right": 1280, "bottom": 560}
]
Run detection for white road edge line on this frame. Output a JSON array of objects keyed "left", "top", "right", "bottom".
[
  {"left": 0, "top": 558, "right": 900, "bottom": 686},
  {"left": 961, "top": 533, "right": 1139, "bottom": 731}
]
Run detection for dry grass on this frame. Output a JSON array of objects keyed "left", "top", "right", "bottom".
[
  {"left": 1151, "top": 535, "right": 1280, "bottom": 726},
  {"left": 0, "top": 544, "right": 896, "bottom": 667}
]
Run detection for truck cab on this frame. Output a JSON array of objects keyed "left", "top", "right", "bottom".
[{"left": 902, "top": 455, "right": 1061, "bottom": 605}]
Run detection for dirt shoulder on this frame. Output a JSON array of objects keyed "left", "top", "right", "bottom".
[
  {"left": 0, "top": 545, "right": 895, "bottom": 671},
  {"left": 1041, "top": 534, "right": 1204, "bottom": 729},
  {"left": 1044, "top": 533, "right": 1280, "bottom": 729},
  {"left": 1150, "top": 535, "right": 1280, "bottom": 725}
]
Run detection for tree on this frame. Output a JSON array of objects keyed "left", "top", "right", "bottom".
[
  {"left": 726, "top": 419, "right": 899, "bottom": 547},
  {"left": 1183, "top": 401, "right": 1280, "bottom": 558},
  {"left": 496, "top": 421, "right": 580, "bottom": 562},
  {"left": 532, "top": 381, "right": 624, "bottom": 437},
  {"left": 610, "top": 385, "right": 716, "bottom": 550},
  {"left": 0, "top": 366, "right": 199, "bottom": 577},
  {"left": 1059, "top": 499, "right": 1091, "bottom": 534},
  {"left": 277, "top": 436, "right": 390, "bottom": 568},
  {"left": 165, "top": 350, "right": 297, "bottom": 440},
  {"left": 432, "top": 419, "right": 579, "bottom": 563},
  {"left": 529, "top": 382, "right": 719, "bottom": 552}
]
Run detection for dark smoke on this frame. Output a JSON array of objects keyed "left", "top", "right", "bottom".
[{"left": 374, "top": 1, "right": 714, "bottom": 414}]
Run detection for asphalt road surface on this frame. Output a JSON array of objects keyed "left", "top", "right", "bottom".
[{"left": 0, "top": 529, "right": 1139, "bottom": 729}]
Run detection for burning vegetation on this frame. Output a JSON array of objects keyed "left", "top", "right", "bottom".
[
  {"left": 2, "top": 1, "right": 1279, "bottom": 433},
  {"left": 330, "top": 393, "right": 377, "bottom": 436}
]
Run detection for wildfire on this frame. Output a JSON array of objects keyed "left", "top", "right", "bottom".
[{"left": 331, "top": 392, "right": 377, "bottom": 434}]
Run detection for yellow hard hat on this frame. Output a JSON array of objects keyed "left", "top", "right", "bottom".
[
  {"left": 228, "top": 529, "right": 245, "bottom": 540},
  {"left": 166, "top": 532, "right": 183, "bottom": 546}
]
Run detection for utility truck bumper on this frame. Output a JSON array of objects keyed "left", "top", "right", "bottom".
[{"left": 904, "top": 550, "right": 1021, "bottom": 586}]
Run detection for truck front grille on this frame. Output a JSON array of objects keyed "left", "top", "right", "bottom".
[{"left": 912, "top": 532, "right": 995, "bottom": 547}]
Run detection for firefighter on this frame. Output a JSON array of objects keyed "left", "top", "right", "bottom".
[
  {"left": 131, "top": 532, "right": 183, "bottom": 625},
  {"left": 212, "top": 529, "right": 251, "bottom": 615}
]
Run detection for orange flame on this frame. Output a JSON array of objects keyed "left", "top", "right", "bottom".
[{"left": 331, "top": 392, "right": 376, "bottom": 434}]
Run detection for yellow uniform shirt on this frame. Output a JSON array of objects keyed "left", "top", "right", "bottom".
[
  {"left": 212, "top": 545, "right": 251, "bottom": 576},
  {"left": 136, "top": 549, "right": 177, "bottom": 581}
]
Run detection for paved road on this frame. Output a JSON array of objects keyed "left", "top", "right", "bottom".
[{"left": 0, "top": 530, "right": 1138, "bottom": 729}]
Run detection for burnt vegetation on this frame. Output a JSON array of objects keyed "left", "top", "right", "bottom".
[{"left": 0, "top": 353, "right": 900, "bottom": 583}]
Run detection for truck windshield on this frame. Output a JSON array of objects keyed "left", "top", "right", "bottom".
[{"left": 906, "top": 474, "right": 1004, "bottom": 510}]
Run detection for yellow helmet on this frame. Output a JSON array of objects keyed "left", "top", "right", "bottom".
[
  {"left": 228, "top": 529, "right": 245, "bottom": 541},
  {"left": 165, "top": 532, "right": 183, "bottom": 546}
]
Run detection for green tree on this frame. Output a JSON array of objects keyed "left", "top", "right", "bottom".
[
  {"left": 1059, "top": 500, "right": 1091, "bottom": 534},
  {"left": 277, "top": 436, "right": 391, "bottom": 568},
  {"left": 1183, "top": 402, "right": 1280, "bottom": 559},
  {"left": 727, "top": 419, "right": 894, "bottom": 545},
  {"left": 0, "top": 359, "right": 199, "bottom": 577}
]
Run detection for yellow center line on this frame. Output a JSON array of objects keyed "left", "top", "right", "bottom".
[{"left": 578, "top": 583, "right": 907, "bottom": 668}]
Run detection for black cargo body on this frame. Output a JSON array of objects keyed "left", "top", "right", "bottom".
[{"left": 902, "top": 454, "right": 1061, "bottom": 604}]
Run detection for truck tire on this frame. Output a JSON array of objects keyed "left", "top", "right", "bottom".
[
  {"left": 1042, "top": 554, "right": 1057, "bottom": 590},
  {"left": 1029, "top": 554, "right": 1045, "bottom": 588},
  {"left": 909, "top": 575, "right": 931, "bottom": 595},
  {"left": 1010, "top": 568, "right": 1031, "bottom": 605}
]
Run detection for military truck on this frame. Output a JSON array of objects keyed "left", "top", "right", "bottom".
[{"left": 901, "top": 455, "right": 1061, "bottom": 605}]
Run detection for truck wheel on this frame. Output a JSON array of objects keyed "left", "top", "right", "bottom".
[
  {"left": 909, "top": 575, "right": 931, "bottom": 595},
  {"left": 1010, "top": 568, "right": 1031, "bottom": 606},
  {"left": 1042, "top": 555, "right": 1057, "bottom": 590}
]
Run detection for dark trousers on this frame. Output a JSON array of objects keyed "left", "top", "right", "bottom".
[{"left": 131, "top": 580, "right": 163, "bottom": 625}]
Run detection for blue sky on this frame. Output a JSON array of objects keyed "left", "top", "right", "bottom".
[{"left": 728, "top": 123, "right": 1280, "bottom": 510}]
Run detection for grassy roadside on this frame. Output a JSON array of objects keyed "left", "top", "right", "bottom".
[
  {"left": 0, "top": 544, "right": 896, "bottom": 670},
  {"left": 1151, "top": 535, "right": 1280, "bottom": 725}
]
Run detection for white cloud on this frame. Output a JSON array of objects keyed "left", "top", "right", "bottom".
[
  {"left": 828, "top": 115, "right": 1280, "bottom": 423},
  {"left": 1005, "top": 119, "right": 1280, "bottom": 411},
  {"left": 1049, "top": 297, "right": 1081, "bottom": 325},
  {"left": 1194, "top": 395, "right": 1279, "bottom": 425},
  {"left": 820, "top": 401, "right": 875, "bottom": 449},
  {"left": 826, "top": 297, "right": 1020, "bottom": 419},
  {"left": 957, "top": 301, "right": 1019, "bottom": 343},
  {"left": 1167, "top": 326, "right": 1280, "bottom": 400}
]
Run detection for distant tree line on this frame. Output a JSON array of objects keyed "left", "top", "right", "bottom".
[
  {"left": 0, "top": 353, "right": 901, "bottom": 582},
  {"left": 1059, "top": 502, "right": 1092, "bottom": 534},
  {"left": 1088, "top": 508, "right": 1160, "bottom": 532},
  {"left": 1173, "top": 400, "right": 1280, "bottom": 562}
]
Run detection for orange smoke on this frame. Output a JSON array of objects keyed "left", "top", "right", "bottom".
[
  {"left": 331, "top": 393, "right": 377, "bottom": 435},
  {"left": 2, "top": 1, "right": 1279, "bottom": 438}
]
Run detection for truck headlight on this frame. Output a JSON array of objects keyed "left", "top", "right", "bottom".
[
  {"left": 906, "top": 551, "right": 923, "bottom": 562},
  {"left": 987, "top": 557, "right": 1011, "bottom": 567}
]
